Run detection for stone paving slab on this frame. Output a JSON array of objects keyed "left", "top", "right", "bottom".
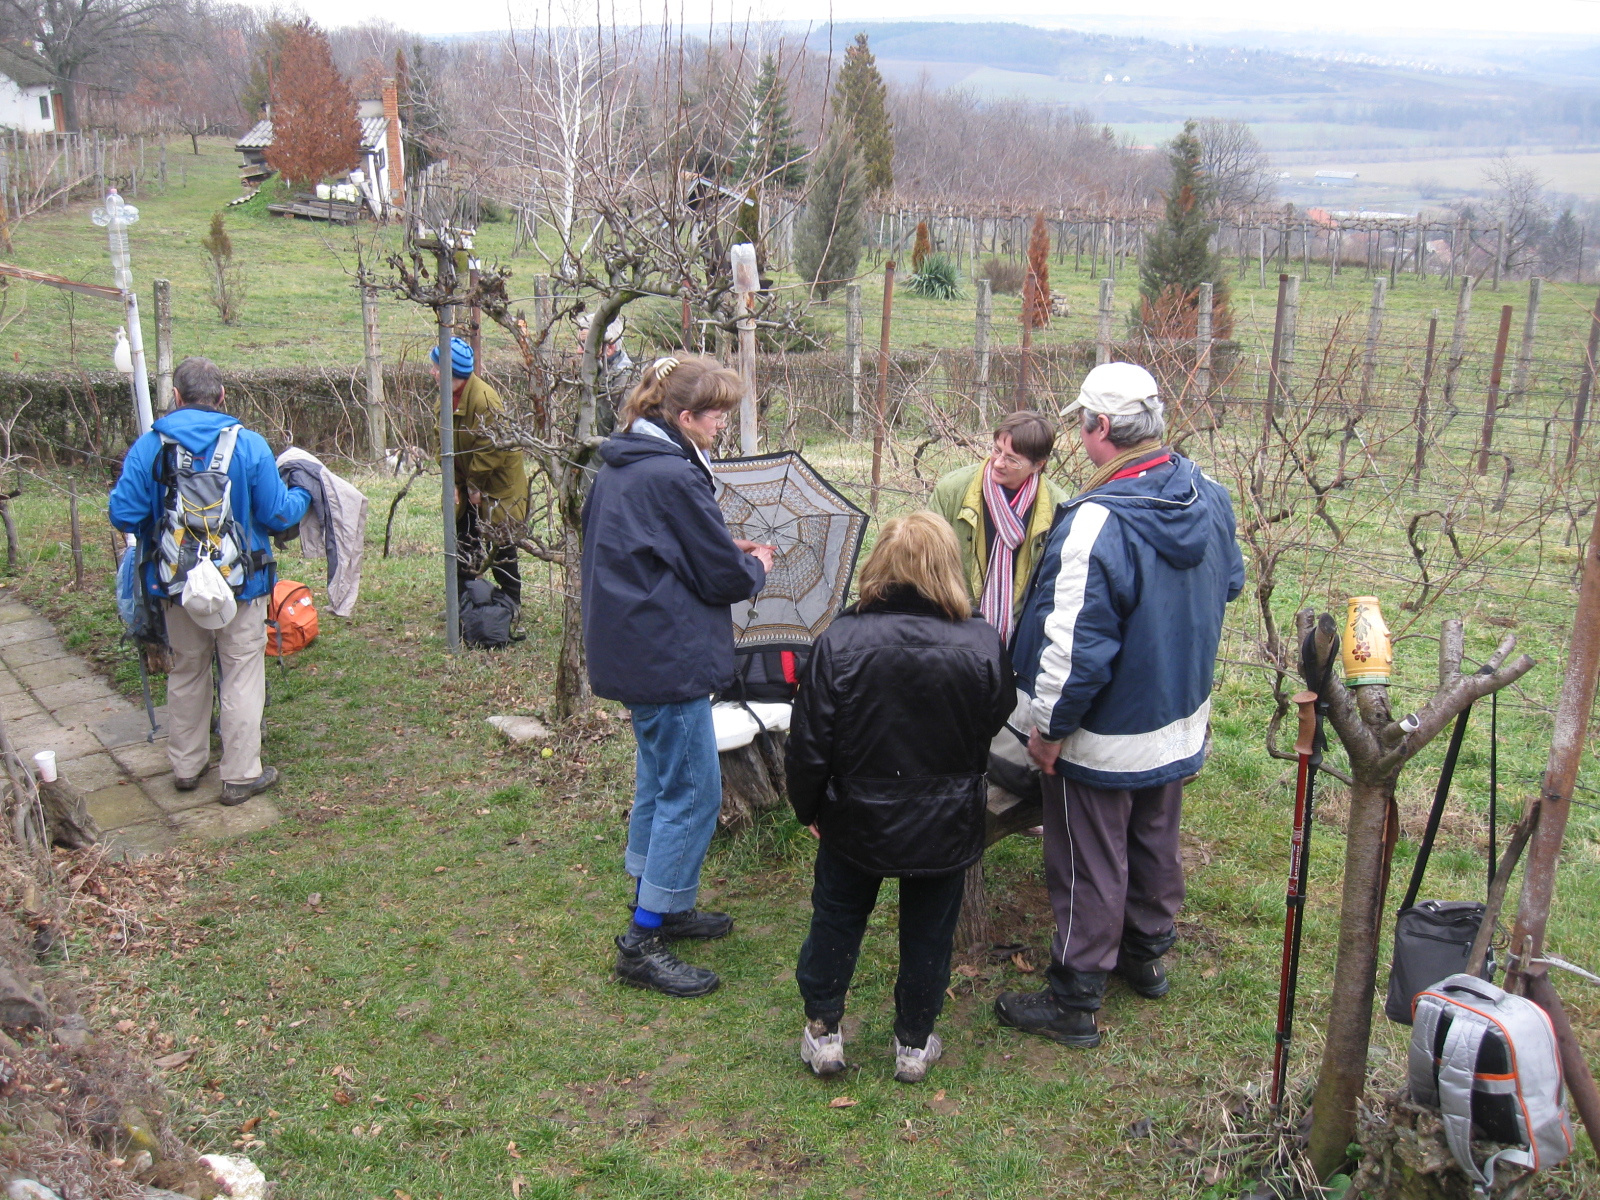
[
  {"left": 2, "top": 638, "right": 75, "bottom": 668},
  {"left": 32, "top": 675, "right": 118, "bottom": 709},
  {"left": 56, "top": 752, "right": 132, "bottom": 793},
  {"left": 14, "top": 657, "right": 94, "bottom": 690},
  {"left": 0, "top": 691, "right": 44, "bottom": 722},
  {"left": 142, "top": 772, "right": 224, "bottom": 813},
  {"left": 92, "top": 706, "right": 167, "bottom": 750},
  {"left": 82, "top": 785, "right": 165, "bottom": 830},
  {"left": 103, "top": 820, "right": 177, "bottom": 858},
  {"left": 0, "top": 595, "right": 281, "bottom": 858},
  {"left": 0, "top": 619, "right": 58, "bottom": 649},
  {"left": 109, "top": 740, "right": 174, "bottom": 781}
]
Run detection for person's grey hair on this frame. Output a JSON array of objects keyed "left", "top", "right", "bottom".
[
  {"left": 171, "top": 356, "right": 225, "bottom": 409},
  {"left": 1083, "top": 404, "right": 1164, "bottom": 448}
]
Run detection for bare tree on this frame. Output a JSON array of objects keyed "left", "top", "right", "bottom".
[
  {"left": 1194, "top": 117, "right": 1275, "bottom": 215},
  {"left": 0, "top": 0, "right": 176, "bottom": 131},
  {"left": 1474, "top": 155, "right": 1551, "bottom": 276}
]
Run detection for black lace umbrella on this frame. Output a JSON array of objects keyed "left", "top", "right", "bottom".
[{"left": 712, "top": 451, "right": 868, "bottom": 648}]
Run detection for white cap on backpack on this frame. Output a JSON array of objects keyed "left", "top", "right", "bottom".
[
  {"left": 1061, "top": 362, "right": 1162, "bottom": 418},
  {"left": 182, "top": 557, "right": 237, "bottom": 630}
]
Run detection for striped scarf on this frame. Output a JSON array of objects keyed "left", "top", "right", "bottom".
[{"left": 979, "top": 462, "right": 1038, "bottom": 641}]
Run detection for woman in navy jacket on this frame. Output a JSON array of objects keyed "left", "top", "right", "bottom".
[
  {"left": 581, "top": 356, "right": 771, "bottom": 998},
  {"left": 786, "top": 512, "right": 1013, "bottom": 1083}
]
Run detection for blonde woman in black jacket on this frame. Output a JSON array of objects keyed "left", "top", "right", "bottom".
[{"left": 786, "top": 511, "right": 1014, "bottom": 1083}]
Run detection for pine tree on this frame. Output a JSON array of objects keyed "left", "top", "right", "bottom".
[
  {"left": 1138, "top": 120, "right": 1232, "bottom": 338},
  {"left": 1022, "top": 213, "right": 1050, "bottom": 330},
  {"left": 911, "top": 220, "right": 931, "bottom": 273},
  {"left": 732, "top": 55, "right": 807, "bottom": 189},
  {"left": 832, "top": 33, "right": 893, "bottom": 197},
  {"left": 265, "top": 22, "right": 362, "bottom": 192},
  {"left": 794, "top": 125, "right": 867, "bottom": 300}
]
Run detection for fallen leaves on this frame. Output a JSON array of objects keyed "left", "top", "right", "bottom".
[
  {"left": 152, "top": 1049, "right": 196, "bottom": 1069},
  {"left": 926, "top": 1089, "right": 959, "bottom": 1117},
  {"left": 827, "top": 1096, "right": 858, "bottom": 1108},
  {"left": 506, "top": 1140, "right": 521, "bottom": 1159},
  {"left": 511, "top": 1178, "right": 526, "bottom": 1199},
  {"left": 1010, "top": 952, "right": 1035, "bottom": 973}
]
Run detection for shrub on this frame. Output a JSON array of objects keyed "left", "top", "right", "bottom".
[
  {"left": 980, "top": 257, "right": 1026, "bottom": 295},
  {"left": 794, "top": 125, "right": 867, "bottom": 300},
  {"left": 200, "top": 212, "right": 246, "bottom": 325},
  {"left": 907, "top": 253, "right": 961, "bottom": 300}
]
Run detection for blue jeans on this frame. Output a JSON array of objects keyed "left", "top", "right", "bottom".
[{"left": 624, "top": 698, "right": 723, "bottom": 914}]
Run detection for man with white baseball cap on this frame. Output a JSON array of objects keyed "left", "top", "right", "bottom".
[{"left": 993, "top": 361, "right": 1245, "bottom": 1048}]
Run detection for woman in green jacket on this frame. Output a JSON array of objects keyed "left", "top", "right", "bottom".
[{"left": 927, "top": 410, "right": 1059, "bottom": 642}]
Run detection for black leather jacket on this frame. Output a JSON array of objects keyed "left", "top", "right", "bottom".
[{"left": 785, "top": 587, "right": 1015, "bottom": 877}]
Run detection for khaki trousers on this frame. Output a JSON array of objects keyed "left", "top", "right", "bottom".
[{"left": 165, "top": 597, "right": 267, "bottom": 785}]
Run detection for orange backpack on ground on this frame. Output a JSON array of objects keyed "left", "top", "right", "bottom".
[{"left": 265, "top": 580, "right": 318, "bottom": 657}]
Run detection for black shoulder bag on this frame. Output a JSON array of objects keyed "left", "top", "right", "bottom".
[{"left": 1384, "top": 683, "right": 1498, "bottom": 1025}]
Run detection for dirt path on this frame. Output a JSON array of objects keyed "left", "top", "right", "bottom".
[{"left": 0, "top": 592, "right": 280, "bottom": 857}]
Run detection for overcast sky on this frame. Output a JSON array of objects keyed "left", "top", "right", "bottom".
[{"left": 288, "top": 0, "right": 1600, "bottom": 40}]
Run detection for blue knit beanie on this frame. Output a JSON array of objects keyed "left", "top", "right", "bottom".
[{"left": 430, "top": 336, "right": 475, "bottom": 379}]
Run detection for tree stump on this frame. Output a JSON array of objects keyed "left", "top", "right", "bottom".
[{"left": 718, "top": 731, "right": 788, "bottom": 833}]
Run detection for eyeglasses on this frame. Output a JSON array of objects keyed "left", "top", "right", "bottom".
[{"left": 990, "top": 447, "right": 1034, "bottom": 471}]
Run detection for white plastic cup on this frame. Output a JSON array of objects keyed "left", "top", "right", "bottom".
[{"left": 32, "top": 750, "right": 56, "bottom": 783}]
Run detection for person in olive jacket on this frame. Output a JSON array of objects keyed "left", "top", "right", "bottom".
[
  {"left": 431, "top": 337, "right": 530, "bottom": 605},
  {"left": 581, "top": 355, "right": 773, "bottom": 998},
  {"left": 786, "top": 511, "right": 1014, "bottom": 1084}
]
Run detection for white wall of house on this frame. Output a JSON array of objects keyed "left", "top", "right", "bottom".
[{"left": 0, "top": 76, "right": 57, "bottom": 133}]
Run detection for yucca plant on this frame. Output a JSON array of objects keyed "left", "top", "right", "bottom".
[{"left": 907, "top": 253, "right": 962, "bottom": 300}]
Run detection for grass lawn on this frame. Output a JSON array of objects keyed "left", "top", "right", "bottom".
[
  {"left": 5, "top": 137, "right": 1598, "bottom": 397},
  {"left": 4, "top": 441, "right": 1600, "bottom": 1197}
]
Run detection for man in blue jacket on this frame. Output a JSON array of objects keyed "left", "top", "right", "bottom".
[
  {"left": 994, "top": 362, "right": 1244, "bottom": 1048},
  {"left": 109, "top": 357, "right": 310, "bottom": 806}
]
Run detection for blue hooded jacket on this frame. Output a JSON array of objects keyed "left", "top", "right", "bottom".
[
  {"left": 580, "top": 420, "right": 765, "bottom": 705},
  {"left": 1010, "top": 452, "right": 1245, "bottom": 790},
  {"left": 108, "top": 407, "right": 311, "bottom": 603}
]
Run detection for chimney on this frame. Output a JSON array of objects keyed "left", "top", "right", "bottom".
[{"left": 382, "top": 78, "right": 405, "bottom": 213}]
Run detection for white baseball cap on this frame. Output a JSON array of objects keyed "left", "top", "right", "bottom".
[{"left": 1061, "top": 362, "right": 1161, "bottom": 418}]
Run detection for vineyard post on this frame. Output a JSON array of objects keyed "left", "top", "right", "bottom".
[
  {"left": 1475, "top": 304, "right": 1513, "bottom": 475},
  {"left": 871, "top": 261, "right": 895, "bottom": 513},
  {"left": 846, "top": 283, "right": 863, "bottom": 437},
  {"left": 1511, "top": 277, "right": 1541, "bottom": 406}
]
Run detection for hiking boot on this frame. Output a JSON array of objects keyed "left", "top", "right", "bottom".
[
  {"left": 1115, "top": 956, "right": 1170, "bottom": 999},
  {"left": 173, "top": 764, "right": 209, "bottom": 792},
  {"left": 993, "top": 988, "right": 1101, "bottom": 1048},
  {"left": 658, "top": 909, "right": 734, "bottom": 941},
  {"left": 892, "top": 1033, "right": 943, "bottom": 1083},
  {"left": 614, "top": 929, "right": 719, "bottom": 998},
  {"left": 221, "top": 766, "right": 279, "bottom": 807},
  {"left": 800, "top": 1020, "right": 846, "bottom": 1076}
]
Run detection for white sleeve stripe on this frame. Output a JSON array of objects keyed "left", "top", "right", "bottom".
[{"left": 1030, "top": 501, "right": 1111, "bottom": 733}]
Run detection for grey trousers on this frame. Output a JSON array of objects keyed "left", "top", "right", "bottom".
[
  {"left": 1041, "top": 772, "right": 1186, "bottom": 975},
  {"left": 165, "top": 597, "right": 267, "bottom": 785}
]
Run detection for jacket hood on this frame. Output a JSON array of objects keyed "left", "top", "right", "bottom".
[
  {"left": 597, "top": 424, "right": 694, "bottom": 469},
  {"left": 1068, "top": 454, "right": 1215, "bottom": 571},
  {"left": 151, "top": 408, "right": 242, "bottom": 456}
]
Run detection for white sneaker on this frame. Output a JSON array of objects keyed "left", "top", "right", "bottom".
[
  {"left": 892, "top": 1033, "right": 943, "bottom": 1083},
  {"left": 800, "top": 1020, "right": 846, "bottom": 1076}
]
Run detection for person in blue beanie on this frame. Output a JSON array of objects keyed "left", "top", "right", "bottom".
[
  {"left": 108, "top": 357, "right": 310, "bottom": 805},
  {"left": 430, "top": 336, "right": 529, "bottom": 605}
]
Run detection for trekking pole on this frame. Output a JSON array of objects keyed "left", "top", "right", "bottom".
[
  {"left": 1272, "top": 629, "right": 1338, "bottom": 1112},
  {"left": 1272, "top": 690, "right": 1319, "bottom": 1111}
]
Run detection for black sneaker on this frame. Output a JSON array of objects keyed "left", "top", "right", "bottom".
[
  {"left": 1115, "top": 956, "right": 1170, "bottom": 999},
  {"left": 614, "top": 931, "right": 720, "bottom": 997},
  {"left": 993, "top": 988, "right": 1101, "bottom": 1047},
  {"left": 658, "top": 910, "right": 734, "bottom": 941},
  {"left": 173, "top": 764, "right": 209, "bottom": 792},
  {"left": 221, "top": 765, "right": 279, "bottom": 806}
]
